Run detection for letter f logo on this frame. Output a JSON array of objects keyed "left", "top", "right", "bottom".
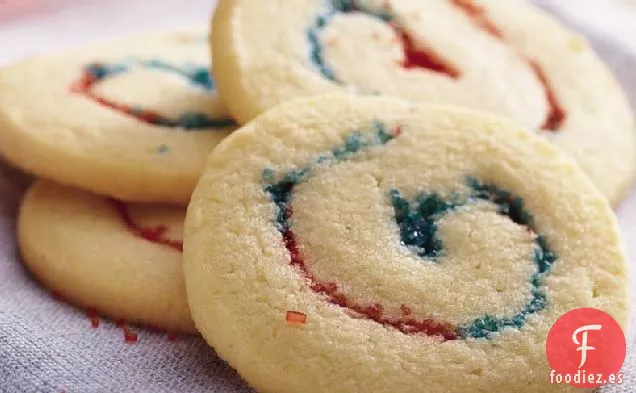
[{"left": 572, "top": 324, "right": 602, "bottom": 368}]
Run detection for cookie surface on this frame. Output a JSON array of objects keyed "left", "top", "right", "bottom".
[
  {"left": 211, "top": 0, "right": 636, "bottom": 204},
  {"left": 19, "top": 180, "right": 194, "bottom": 333},
  {"left": 0, "top": 29, "right": 236, "bottom": 204},
  {"left": 184, "top": 95, "right": 629, "bottom": 393}
]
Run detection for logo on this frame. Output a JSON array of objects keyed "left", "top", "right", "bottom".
[
  {"left": 572, "top": 324, "right": 602, "bottom": 368},
  {"left": 546, "top": 308, "right": 626, "bottom": 388}
]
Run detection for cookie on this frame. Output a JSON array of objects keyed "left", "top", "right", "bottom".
[
  {"left": 183, "top": 95, "right": 629, "bottom": 393},
  {"left": 18, "top": 180, "right": 194, "bottom": 333},
  {"left": 0, "top": 29, "right": 236, "bottom": 204},
  {"left": 211, "top": 0, "right": 636, "bottom": 205}
]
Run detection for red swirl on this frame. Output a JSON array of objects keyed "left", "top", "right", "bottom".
[{"left": 391, "top": 0, "right": 565, "bottom": 131}]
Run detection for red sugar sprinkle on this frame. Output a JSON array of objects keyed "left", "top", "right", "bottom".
[
  {"left": 69, "top": 74, "right": 95, "bottom": 93},
  {"left": 167, "top": 333, "right": 178, "bottom": 342},
  {"left": 530, "top": 62, "right": 566, "bottom": 131},
  {"left": 140, "top": 111, "right": 160, "bottom": 122},
  {"left": 116, "top": 319, "right": 126, "bottom": 329},
  {"left": 112, "top": 201, "right": 184, "bottom": 252},
  {"left": 451, "top": 0, "right": 503, "bottom": 38},
  {"left": 86, "top": 308, "right": 100, "bottom": 328},
  {"left": 50, "top": 291, "right": 63, "bottom": 301},
  {"left": 123, "top": 327, "right": 138, "bottom": 344},
  {"left": 286, "top": 311, "right": 308, "bottom": 325},
  {"left": 398, "top": 29, "right": 460, "bottom": 78},
  {"left": 358, "top": 304, "right": 384, "bottom": 320}
]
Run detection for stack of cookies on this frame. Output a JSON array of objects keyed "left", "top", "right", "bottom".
[
  {"left": 0, "top": 29, "right": 235, "bottom": 333},
  {"left": 0, "top": 1, "right": 632, "bottom": 392}
]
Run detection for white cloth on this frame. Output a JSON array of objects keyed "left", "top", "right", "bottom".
[{"left": 0, "top": 1, "right": 635, "bottom": 391}]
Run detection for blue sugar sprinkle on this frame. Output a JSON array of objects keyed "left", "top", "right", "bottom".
[
  {"left": 262, "top": 168, "right": 275, "bottom": 182},
  {"left": 177, "top": 113, "right": 231, "bottom": 129},
  {"left": 135, "top": 59, "right": 216, "bottom": 91},
  {"left": 390, "top": 190, "right": 455, "bottom": 260},
  {"left": 189, "top": 67, "right": 215, "bottom": 90},
  {"left": 467, "top": 177, "right": 534, "bottom": 227},
  {"left": 156, "top": 144, "right": 171, "bottom": 154},
  {"left": 372, "top": 120, "right": 394, "bottom": 144},
  {"left": 344, "top": 132, "right": 364, "bottom": 153},
  {"left": 86, "top": 63, "right": 127, "bottom": 79}
]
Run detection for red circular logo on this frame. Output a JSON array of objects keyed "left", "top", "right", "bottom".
[{"left": 546, "top": 308, "right": 626, "bottom": 388}]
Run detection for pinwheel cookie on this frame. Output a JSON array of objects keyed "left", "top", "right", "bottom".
[
  {"left": 211, "top": 0, "right": 636, "bottom": 204},
  {"left": 0, "top": 29, "right": 236, "bottom": 204},
  {"left": 184, "top": 95, "right": 629, "bottom": 393},
  {"left": 19, "top": 180, "right": 194, "bottom": 333}
]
